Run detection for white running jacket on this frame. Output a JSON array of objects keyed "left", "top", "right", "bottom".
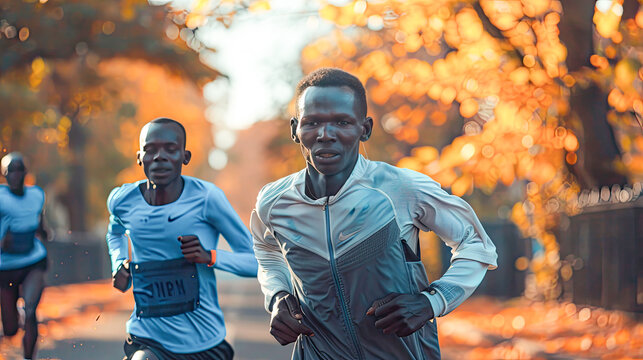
[{"left": 252, "top": 156, "right": 497, "bottom": 359}]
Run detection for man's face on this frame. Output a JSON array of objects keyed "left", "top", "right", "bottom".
[
  {"left": 3, "top": 159, "right": 26, "bottom": 193},
  {"left": 136, "top": 123, "right": 190, "bottom": 186},
  {"left": 293, "top": 86, "right": 372, "bottom": 176}
]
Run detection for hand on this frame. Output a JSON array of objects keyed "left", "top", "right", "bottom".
[
  {"left": 269, "top": 291, "right": 314, "bottom": 345},
  {"left": 178, "top": 235, "right": 212, "bottom": 264},
  {"left": 366, "top": 293, "right": 434, "bottom": 337},
  {"left": 112, "top": 259, "right": 131, "bottom": 292}
]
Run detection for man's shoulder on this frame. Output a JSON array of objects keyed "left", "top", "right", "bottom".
[
  {"left": 256, "top": 171, "right": 303, "bottom": 210},
  {"left": 28, "top": 184, "right": 44, "bottom": 192},
  {"left": 183, "top": 176, "right": 229, "bottom": 205},
  {"left": 183, "top": 175, "right": 217, "bottom": 193},
  {"left": 365, "top": 160, "right": 428, "bottom": 185},
  {"left": 361, "top": 160, "right": 441, "bottom": 197},
  {"left": 107, "top": 181, "right": 143, "bottom": 211},
  {"left": 26, "top": 185, "right": 45, "bottom": 202}
]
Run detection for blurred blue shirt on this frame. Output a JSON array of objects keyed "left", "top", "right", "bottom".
[{"left": 0, "top": 185, "right": 47, "bottom": 270}]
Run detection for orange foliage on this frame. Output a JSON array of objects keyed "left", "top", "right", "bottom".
[{"left": 97, "top": 59, "right": 213, "bottom": 184}]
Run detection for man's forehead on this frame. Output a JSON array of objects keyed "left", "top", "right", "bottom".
[
  {"left": 139, "top": 122, "right": 183, "bottom": 145},
  {"left": 298, "top": 86, "right": 356, "bottom": 111}
]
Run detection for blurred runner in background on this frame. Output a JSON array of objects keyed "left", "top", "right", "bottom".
[{"left": 0, "top": 152, "right": 49, "bottom": 360}]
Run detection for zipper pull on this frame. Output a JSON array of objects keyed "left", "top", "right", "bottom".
[{"left": 322, "top": 197, "right": 329, "bottom": 211}]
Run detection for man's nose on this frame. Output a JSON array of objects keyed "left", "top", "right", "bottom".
[
  {"left": 153, "top": 149, "right": 169, "bottom": 161},
  {"left": 316, "top": 123, "right": 336, "bottom": 142}
]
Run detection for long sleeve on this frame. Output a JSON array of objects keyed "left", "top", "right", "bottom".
[
  {"left": 422, "top": 259, "right": 488, "bottom": 316},
  {"left": 250, "top": 209, "right": 292, "bottom": 312},
  {"left": 409, "top": 173, "right": 497, "bottom": 269},
  {"left": 404, "top": 170, "right": 496, "bottom": 316},
  {"left": 106, "top": 189, "right": 129, "bottom": 273},
  {"left": 204, "top": 186, "right": 257, "bottom": 278}
]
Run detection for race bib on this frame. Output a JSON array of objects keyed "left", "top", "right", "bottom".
[
  {"left": 130, "top": 258, "right": 200, "bottom": 318},
  {"left": 2, "top": 230, "right": 36, "bottom": 254}
]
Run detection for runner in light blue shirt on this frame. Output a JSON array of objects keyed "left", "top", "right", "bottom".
[
  {"left": 0, "top": 152, "right": 49, "bottom": 360},
  {"left": 106, "top": 118, "right": 257, "bottom": 360}
]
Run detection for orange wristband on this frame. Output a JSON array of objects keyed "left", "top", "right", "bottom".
[{"left": 207, "top": 249, "right": 217, "bottom": 267}]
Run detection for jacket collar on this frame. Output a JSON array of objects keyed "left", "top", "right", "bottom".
[{"left": 293, "top": 155, "right": 368, "bottom": 206}]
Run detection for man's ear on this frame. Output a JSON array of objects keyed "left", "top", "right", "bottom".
[
  {"left": 136, "top": 151, "right": 142, "bottom": 166},
  {"left": 290, "top": 117, "right": 300, "bottom": 144},
  {"left": 360, "top": 117, "right": 374, "bottom": 141},
  {"left": 183, "top": 150, "right": 192, "bottom": 165}
]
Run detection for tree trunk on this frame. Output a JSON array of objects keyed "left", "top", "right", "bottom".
[
  {"left": 558, "top": 0, "right": 628, "bottom": 188},
  {"left": 52, "top": 64, "right": 87, "bottom": 233},
  {"left": 66, "top": 113, "right": 87, "bottom": 232}
]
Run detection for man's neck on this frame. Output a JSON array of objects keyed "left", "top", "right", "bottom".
[
  {"left": 305, "top": 157, "right": 358, "bottom": 200},
  {"left": 9, "top": 185, "right": 24, "bottom": 196},
  {"left": 141, "top": 177, "right": 183, "bottom": 206}
]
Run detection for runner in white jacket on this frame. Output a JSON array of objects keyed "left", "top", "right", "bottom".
[{"left": 252, "top": 68, "right": 498, "bottom": 359}]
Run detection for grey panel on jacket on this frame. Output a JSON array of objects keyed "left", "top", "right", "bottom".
[{"left": 277, "top": 220, "right": 440, "bottom": 360}]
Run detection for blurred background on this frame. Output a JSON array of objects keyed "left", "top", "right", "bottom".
[{"left": 0, "top": 0, "right": 642, "bottom": 359}]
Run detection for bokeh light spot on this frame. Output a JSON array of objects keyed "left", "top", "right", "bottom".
[
  {"left": 511, "top": 316, "right": 525, "bottom": 330},
  {"left": 102, "top": 21, "right": 115, "bottom": 35}
]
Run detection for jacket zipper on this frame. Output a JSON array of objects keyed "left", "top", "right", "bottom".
[{"left": 324, "top": 198, "right": 364, "bottom": 359}]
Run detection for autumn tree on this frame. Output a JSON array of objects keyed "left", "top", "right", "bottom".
[{"left": 0, "top": 0, "right": 222, "bottom": 232}]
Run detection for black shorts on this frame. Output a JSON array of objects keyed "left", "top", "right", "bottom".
[
  {"left": 124, "top": 334, "right": 234, "bottom": 360},
  {"left": 0, "top": 257, "right": 48, "bottom": 289}
]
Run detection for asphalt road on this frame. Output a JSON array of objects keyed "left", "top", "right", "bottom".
[{"left": 0, "top": 275, "right": 293, "bottom": 360}]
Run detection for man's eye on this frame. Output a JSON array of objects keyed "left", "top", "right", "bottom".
[{"left": 338, "top": 121, "right": 349, "bottom": 126}]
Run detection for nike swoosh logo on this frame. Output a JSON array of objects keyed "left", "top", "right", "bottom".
[
  {"left": 168, "top": 213, "right": 187, "bottom": 222},
  {"left": 338, "top": 230, "right": 360, "bottom": 242}
]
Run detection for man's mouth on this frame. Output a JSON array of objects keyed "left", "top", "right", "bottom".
[{"left": 314, "top": 149, "right": 340, "bottom": 160}]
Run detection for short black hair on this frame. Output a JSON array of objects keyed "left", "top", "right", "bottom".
[
  {"left": 149, "top": 117, "right": 187, "bottom": 148},
  {"left": 295, "top": 68, "right": 367, "bottom": 119}
]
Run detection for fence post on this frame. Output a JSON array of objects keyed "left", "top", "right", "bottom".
[{"left": 560, "top": 197, "right": 642, "bottom": 313}]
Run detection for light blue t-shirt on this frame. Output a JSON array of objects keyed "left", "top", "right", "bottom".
[
  {"left": 106, "top": 176, "right": 258, "bottom": 353},
  {"left": 0, "top": 185, "right": 47, "bottom": 270}
]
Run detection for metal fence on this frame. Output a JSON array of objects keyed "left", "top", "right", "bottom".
[
  {"left": 42, "top": 232, "right": 111, "bottom": 286},
  {"left": 559, "top": 198, "right": 642, "bottom": 313},
  {"left": 440, "top": 221, "right": 530, "bottom": 298}
]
